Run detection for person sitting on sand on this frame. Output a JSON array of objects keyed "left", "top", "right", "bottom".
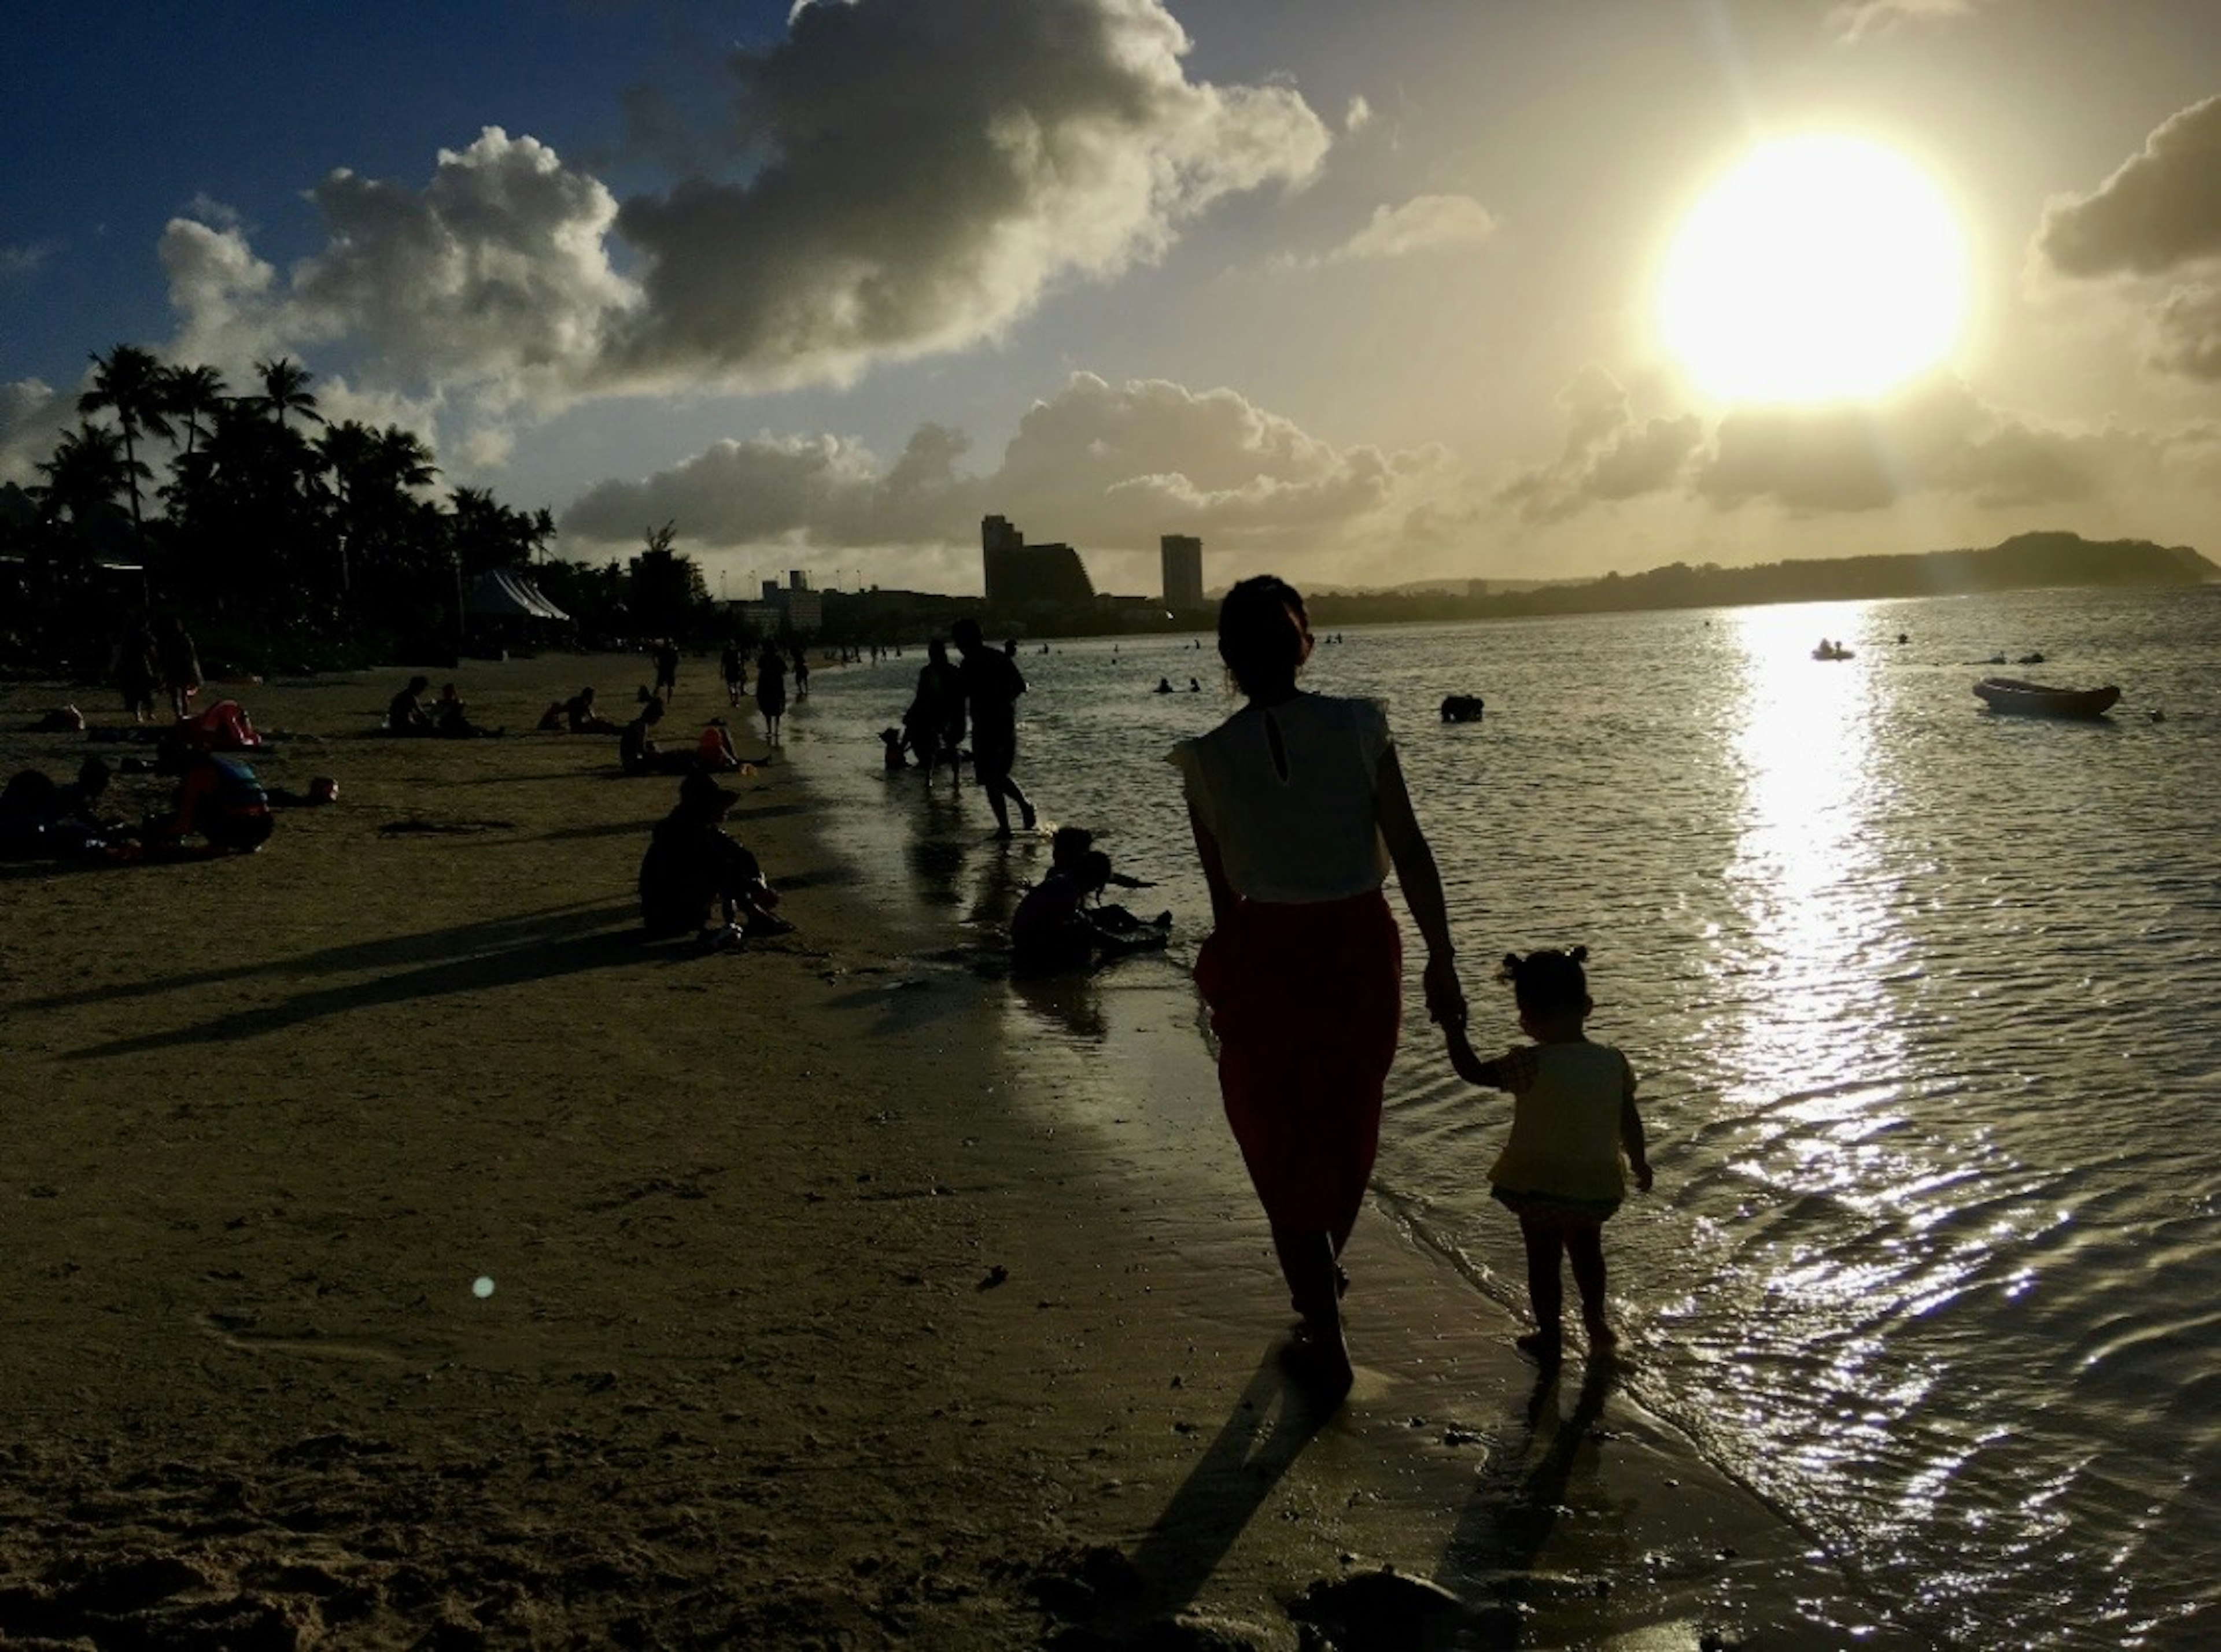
[
  {"left": 1012, "top": 831, "right": 1169, "bottom": 973},
  {"left": 541, "top": 686, "right": 623, "bottom": 734},
  {"left": 0, "top": 757, "right": 123, "bottom": 859},
  {"left": 388, "top": 675, "right": 436, "bottom": 736},
  {"left": 143, "top": 743, "right": 272, "bottom": 855},
  {"left": 620, "top": 699, "right": 700, "bottom": 777},
  {"left": 433, "top": 682, "right": 496, "bottom": 738},
  {"left": 637, "top": 770, "right": 792, "bottom": 947},
  {"left": 696, "top": 718, "right": 744, "bottom": 772}
]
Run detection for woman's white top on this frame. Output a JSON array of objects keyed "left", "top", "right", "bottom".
[{"left": 1168, "top": 692, "right": 1393, "bottom": 903}]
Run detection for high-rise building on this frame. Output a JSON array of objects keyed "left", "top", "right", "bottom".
[
  {"left": 981, "top": 515, "right": 1094, "bottom": 612},
  {"left": 1160, "top": 534, "right": 1204, "bottom": 611}
]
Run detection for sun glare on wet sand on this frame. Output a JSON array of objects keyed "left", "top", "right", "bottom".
[{"left": 1660, "top": 134, "right": 1969, "bottom": 404}]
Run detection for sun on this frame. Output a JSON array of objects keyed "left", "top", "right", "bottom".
[{"left": 1659, "top": 135, "right": 1968, "bottom": 404}]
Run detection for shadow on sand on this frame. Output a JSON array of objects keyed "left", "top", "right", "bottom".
[
  {"left": 1433, "top": 1352, "right": 1621, "bottom": 1641},
  {"left": 1036, "top": 1350, "right": 1330, "bottom": 1641},
  {"left": 60, "top": 900, "right": 658, "bottom": 1060}
]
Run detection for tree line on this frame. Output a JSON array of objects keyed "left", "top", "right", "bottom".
[{"left": 0, "top": 344, "right": 711, "bottom": 676}]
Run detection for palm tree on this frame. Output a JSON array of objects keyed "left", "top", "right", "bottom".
[
  {"left": 161, "top": 363, "right": 229, "bottom": 460},
  {"left": 78, "top": 344, "right": 174, "bottom": 548},
  {"left": 32, "top": 422, "right": 134, "bottom": 527},
  {"left": 315, "top": 420, "right": 379, "bottom": 596},
  {"left": 254, "top": 356, "right": 323, "bottom": 430},
  {"left": 371, "top": 426, "right": 439, "bottom": 496}
]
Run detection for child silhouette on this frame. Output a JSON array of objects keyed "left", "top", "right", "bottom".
[{"left": 1445, "top": 946, "right": 1652, "bottom": 1365}]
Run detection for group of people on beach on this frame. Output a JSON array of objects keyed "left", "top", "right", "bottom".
[
  {"left": 888, "top": 618, "right": 1035, "bottom": 838},
  {"left": 56, "top": 596, "right": 1648, "bottom": 1391}
]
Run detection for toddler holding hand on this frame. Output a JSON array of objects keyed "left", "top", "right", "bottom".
[{"left": 1445, "top": 946, "right": 1652, "bottom": 1365}]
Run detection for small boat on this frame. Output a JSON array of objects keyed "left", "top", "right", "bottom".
[
  {"left": 1813, "top": 644, "right": 1855, "bottom": 661},
  {"left": 1972, "top": 677, "right": 2120, "bottom": 719}
]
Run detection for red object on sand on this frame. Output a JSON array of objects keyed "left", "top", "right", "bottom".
[{"left": 184, "top": 699, "right": 262, "bottom": 751}]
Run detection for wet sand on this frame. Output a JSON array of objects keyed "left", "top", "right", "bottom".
[{"left": 1, "top": 653, "right": 1861, "bottom": 1648}]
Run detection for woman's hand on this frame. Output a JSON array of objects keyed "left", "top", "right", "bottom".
[{"left": 1422, "top": 952, "right": 1466, "bottom": 1028}]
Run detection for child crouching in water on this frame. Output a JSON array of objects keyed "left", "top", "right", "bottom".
[{"left": 1444, "top": 946, "right": 1652, "bottom": 1365}]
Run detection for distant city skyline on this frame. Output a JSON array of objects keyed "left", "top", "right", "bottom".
[{"left": 5, "top": 1, "right": 2218, "bottom": 596}]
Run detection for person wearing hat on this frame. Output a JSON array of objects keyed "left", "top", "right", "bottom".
[{"left": 637, "top": 770, "right": 791, "bottom": 946}]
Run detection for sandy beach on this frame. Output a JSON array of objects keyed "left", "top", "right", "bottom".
[{"left": 1, "top": 653, "right": 1859, "bottom": 1650}]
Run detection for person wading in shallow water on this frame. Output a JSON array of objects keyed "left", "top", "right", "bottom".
[
  {"left": 951, "top": 616, "right": 1035, "bottom": 838},
  {"left": 1168, "top": 575, "right": 1466, "bottom": 1403}
]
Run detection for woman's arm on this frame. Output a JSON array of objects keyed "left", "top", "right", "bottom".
[
  {"left": 1186, "top": 800, "right": 1238, "bottom": 930},
  {"left": 1374, "top": 745, "right": 1465, "bottom": 1028}
]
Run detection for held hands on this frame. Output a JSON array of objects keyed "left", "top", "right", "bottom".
[{"left": 1422, "top": 952, "right": 1466, "bottom": 1029}]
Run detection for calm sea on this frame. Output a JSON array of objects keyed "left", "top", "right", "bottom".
[{"left": 788, "top": 583, "right": 2221, "bottom": 1649}]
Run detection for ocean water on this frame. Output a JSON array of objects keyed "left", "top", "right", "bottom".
[{"left": 785, "top": 583, "right": 2221, "bottom": 1649}]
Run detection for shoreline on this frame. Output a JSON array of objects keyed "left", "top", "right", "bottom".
[{"left": 3, "top": 653, "right": 1872, "bottom": 1647}]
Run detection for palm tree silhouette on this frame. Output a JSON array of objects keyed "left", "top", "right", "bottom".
[
  {"left": 78, "top": 343, "right": 173, "bottom": 552},
  {"left": 161, "top": 363, "right": 229, "bottom": 460},
  {"left": 254, "top": 356, "right": 324, "bottom": 430},
  {"left": 32, "top": 422, "right": 134, "bottom": 527}
]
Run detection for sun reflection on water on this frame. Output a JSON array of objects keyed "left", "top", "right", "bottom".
[{"left": 1713, "top": 604, "right": 1903, "bottom": 1112}]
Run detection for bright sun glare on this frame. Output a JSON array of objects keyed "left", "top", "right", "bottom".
[{"left": 1661, "top": 135, "right": 1968, "bottom": 404}]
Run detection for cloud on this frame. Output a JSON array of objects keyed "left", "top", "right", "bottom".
[
  {"left": 2153, "top": 282, "right": 2221, "bottom": 380},
  {"left": 2036, "top": 95, "right": 2221, "bottom": 279},
  {"left": 1496, "top": 367, "right": 1702, "bottom": 523},
  {"left": 159, "top": 218, "right": 283, "bottom": 372},
  {"left": 1494, "top": 371, "right": 2179, "bottom": 522},
  {"left": 1695, "top": 379, "right": 2122, "bottom": 513},
  {"left": 563, "top": 424, "right": 980, "bottom": 550},
  {"left": 288, "top": 129, "right": 637, "bottom": 404},
  {"left": 2, "top": 243, "right": 57, "bottom": 280},
  {"left": 1824, "top": 0, "right": 1976, "bottom": 43},
  {"left": 0, "top": 379, "right": 64, "bottom": 487},
  {"left": 141, "top": 0, "right": 1326, "bottom": 445},
  {"left": 606, "top": 0, "right": 1328, "bottom": 389},
  {"left": 1344, "top": 95, "right": 1373, "bottom": 134},
  {"left": 1314, "top": 195, "right": 1498, "bottom": 266},
  {"left": 559, "top": 372, "right": 1459, "bottom": 573}
]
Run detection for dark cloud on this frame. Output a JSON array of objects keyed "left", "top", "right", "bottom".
[
  {"left": 2153, "top": 282, "right": 2221, "bottom": 380},
  {"left": 1496, "top": 367, "right": 1701, "bottom": 523},
  {"left": 1696, "top": 379, "right": 2106, "bottom": 513},
  {"left": 2036, "top": 95, "right": 2221, "bottom": 279},
  {"left": 154, "top": 0, "right": 1327, "bottom": 417},
  {"left": 606, "top": 0, "right": 1327, "bottom": 387},
  {"left": 562, "top": 423, "right": 982, "bottom": 549},
  {"left": 559, "top": 373, "right": 1450, "bottom": 559}
]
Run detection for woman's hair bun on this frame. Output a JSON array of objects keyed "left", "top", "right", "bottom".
[{"left": 1568, "top": 945, "right": 1588, "bottom": 964}]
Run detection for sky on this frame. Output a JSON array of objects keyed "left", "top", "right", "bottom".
[{"left": 5, "top": 0, "right": 2219, "bottom": 598}]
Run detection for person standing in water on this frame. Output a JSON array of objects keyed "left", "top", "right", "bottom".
[
  {"left": 754, "top": 641, "right": 789, "bottom": 745},
  {"left": 1444, "top": 946, "right": 1651, "bottom": 1367},
  {"left": 951, "top": 616, "right": 1034, "bottom": 837},
  {"left": 1168, "top": 575, "right": 1464, "bottom": 1402}
]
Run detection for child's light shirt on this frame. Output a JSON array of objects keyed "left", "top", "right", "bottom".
[
  {"left": 1487, "top": 1040, "right": 1639, "bottom": 1204},
  {"left": 1167, "top": 693, "right": 1392, "bottom": 903}
]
